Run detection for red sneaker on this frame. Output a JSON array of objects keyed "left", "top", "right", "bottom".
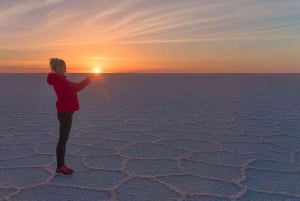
[
  {"left": 63, "top": 165, "right": 74, "bottom": 173},
  {"left": 56, "top": 165, "right": 72, "bottom": 175}
]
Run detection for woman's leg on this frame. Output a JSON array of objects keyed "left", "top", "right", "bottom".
[{"left": 56, "top": 112, "right": 73, "bottom": 169}]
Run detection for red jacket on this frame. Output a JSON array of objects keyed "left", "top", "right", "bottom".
[{"left": 47, "top": 73, "right": 91, "bottom": 113}]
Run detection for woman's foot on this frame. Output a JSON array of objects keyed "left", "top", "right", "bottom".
[
  {"left": 63, "top": 164, "right": 74, "bottom": 173},
  {"left": 56, "top": 165, "right": 73, "bottom": 175}
]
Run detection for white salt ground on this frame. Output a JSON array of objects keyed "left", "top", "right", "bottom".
[{"left": 0, "top": 73, "right": 300, "bottom": 201}]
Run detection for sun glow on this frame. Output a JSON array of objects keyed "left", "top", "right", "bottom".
[{"left": 93, "top": 66, "right": 102, "bottom": 74}]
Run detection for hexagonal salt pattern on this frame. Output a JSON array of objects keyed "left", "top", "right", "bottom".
[{"left": 2, "top": 74, "right": 300, "bottom": 201}]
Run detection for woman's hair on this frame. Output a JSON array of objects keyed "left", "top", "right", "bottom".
[{"left": 49, "top": 58, "right": 66, "bottom": 72}]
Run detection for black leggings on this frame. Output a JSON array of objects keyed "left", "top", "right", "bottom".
[{"left": 57, "top": 112, "right": 73, "bottom": 169}]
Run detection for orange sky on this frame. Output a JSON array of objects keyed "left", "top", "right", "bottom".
[{"left": 0, "top": 1, "right": 300, "bottom": 73}]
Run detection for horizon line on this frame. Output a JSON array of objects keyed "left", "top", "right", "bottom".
[{"left": 1, "top": 72, "right": 300, "bottom": 74}]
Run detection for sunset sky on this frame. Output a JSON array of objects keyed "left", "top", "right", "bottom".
[{"left": 0, "top": 0, "right": 300, "bottom": 73}]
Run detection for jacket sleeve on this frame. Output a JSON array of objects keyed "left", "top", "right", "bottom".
[{"left": 69, "top": 76, "right": 91, "bottom": 92}]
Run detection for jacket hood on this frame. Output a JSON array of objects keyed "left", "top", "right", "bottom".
[{"left": 47, "top": 73, "right": 64, "bottom": 85}]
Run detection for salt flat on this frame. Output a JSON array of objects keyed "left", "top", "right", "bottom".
[{"left": 1, "top": 74, "right": 300, "bottom": 201}]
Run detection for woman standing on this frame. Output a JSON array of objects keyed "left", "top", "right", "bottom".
[{"left": 47, "top": 58, "right": 93, "bottom": 175}]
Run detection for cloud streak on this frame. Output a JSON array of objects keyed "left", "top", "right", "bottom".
[
  {"left": 0, "top": 0, "right": 64, "bottom": 24},
  {"left": 71, "top": 1, "right": 300, "bottom": 45},
  {"left": 1, "top": 0, "right": 300, "bottom": 47},
  {"left": 98, "top": 0, "right": 300, "bottom": 43}
]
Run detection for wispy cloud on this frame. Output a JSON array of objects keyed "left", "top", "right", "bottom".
[
  {"left": 105, "top": 0, "right": 300, "bottom": 43},
  {"left": 0, "top": 0, "right": 64, "bottom": 24},
  {"left": 84, "top": 1, "right": 236, "bottom": 41},
  {"left": 1, "top": 1, "right": 300, "bottom": 48}
]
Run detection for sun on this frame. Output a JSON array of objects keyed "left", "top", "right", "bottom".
[{"left": 93, "top": 66, "right": 102, "bottom": 74}]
